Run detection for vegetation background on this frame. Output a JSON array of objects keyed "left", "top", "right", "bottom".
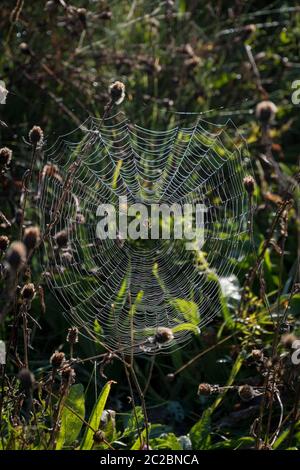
[{"left": 0, "top": 0, "right": 300, "bottom": 450}]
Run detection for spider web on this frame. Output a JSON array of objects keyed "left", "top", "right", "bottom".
[{"left": 38, "top": 112, "right": 252, "bottom": 354}]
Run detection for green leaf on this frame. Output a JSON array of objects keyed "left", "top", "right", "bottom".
[
  {"left": 80, "top": 381, "right": 114, "bottom": 450},
  {"left": 150, "top": 433, "right": 182, "bottom": 450},
  {"left": 112, "top": 159, "right": 123, "bottom": 189},
  {"left": 172, "top": 323, "right": 200, "bottom": 335},
  {"left": 56, "top": 384, "right": 85, "bottom": 450},
  {"left": 189, "top": 407, "right": 212, "bottom": 450},
  {"left": 170, "top": 298, "right": 200, "bottom": 325},
  {"left": 130, "top": 427, "right": 150, "bottom": 450}
]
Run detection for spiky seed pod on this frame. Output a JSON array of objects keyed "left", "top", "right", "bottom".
[
  {"left": 0, "top": 235, "right": 9, "bottom": 252},
  {"left": 93, "top": 430, "right": 105, "bottom": 444},
  {"left": 18, "top": 368, "right": 35, "bottom": 391},
  {"left": 67, "top": 326, "right": 79, "bottom": 344},
  {"left": 6, "top": 241, "right": 26, "bottom": 271},
  {"left": 29, "top": 125, "right": 44, "bottom": 145},
  {"left": 238, "top": 384, "right": 255, "bottom": 402},
  {"left": 243, "top": 175, "right": 255, "bottom": 195},
  {"left": 109, "top": 81, "right": 125, "bottom": 105},
  {"left": 154, "top": 327, "right": 174, "bottom": 344},
  {"left": 61, "top": 366, "right": 76, "bottom": 386},
  {"left": 197, "top": 383, "right": 212, "bottom": 396},
  {"left": 50, "top": 351, "right": 65, "bottom": 369},
  {"left": 23, "top": 226, "right": 40, "bottom": 251},
  {"left": 252, "top": 349, "right": 264, "bottom": 361},
  {"left": 255, "top": 100, "right": 277, "bottom": 124},
  {"left": 21, "top": 283, "right": 36, "bottom": 301},
  {"left": 0, "top": 147, "right": 12, "bottom": 167},
  {"left": 55, "top": 230, "right": 68, "bottom": 248},
  {"left": 281, "top": 333, "right": 298, "bottom": 350}
]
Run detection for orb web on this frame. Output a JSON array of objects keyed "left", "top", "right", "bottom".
[{"left": 38, "top": 112, "right": 252, "bottom": 354}]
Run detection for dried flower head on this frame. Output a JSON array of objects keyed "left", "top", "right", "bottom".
[
  {"left": 109, "top": 81, "right": 125, "bottom": 105},
  {"left": 154, "top": 327, "right": 174, "bottom": 344},
  {"left": 67, "top": 326, "right": 79, "bottom": 344},
  {"left": 23, "top": 226, "right": 40, "bottom": 251},
  {"left": 93, "top": 430, "right": 105, "bottom": 444},
  {"left": 18, "top": 368, "right": 35, "bottom": 391},
  {"left": 50, "top": 351, "right": 65, "bottom": 369},
  {"left": 238, "top": 384, "right": 255, "bottom": 402},
  {"left": 0, "top": 147, "right": 12, "bottom": 167},
  {"left": 243, "top": 175, "right": 255, "bottom": 195},
  {"left": 21, "top": 283, "right": 36, "bottom": 301},
  {"left": 6, "top": 241, "right": 26, "bottom": 271},
  {"left": 255, "top": 100, "right": 277, "bottom": 124},
  {"left": 0, "top": 81, "right": 8, "bottom": 104},
  {"left": 252, "top": 349, "right": 264, "bottom": 361},
  {"left": 29, "top": 125, "right": 44, "bottom": 146},
  {"left": 281, "top": 333, "right": 298, "bottom": 350},
  {"left": 197, "top": 383, "right": 212, "bottom": 396},
  {"left": 61, "top": 366, "right": 76, "bottom": 386},
  {"left": 0, "top": 235, "right": 9, "bottom": 252},
  {"left": 19, "top": 42, "right": 31, "bottom": 55},
  {"left": 55, "top": 230, "right": 68, "bottom": 248}
]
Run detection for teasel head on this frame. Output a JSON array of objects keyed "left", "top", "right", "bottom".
[
  {"left": 255, "top": 100, "right": 277, "bottom": 125},
  {"left": 109, "top": 81, "right": 125, "bottom": 105},
  {"left": 50, "top": 351, "right": 65, "bottom": 370},
  {"left": 243, "top": 175, "right": 255, "bottom": 196},
  {"left": 0, "top": 235, "right": 9, "bottom": 253},
  {"left": 23, "top": 226, "right": 40, "bottom": 252},
  {"left": 6, "top": 241, "right": 26, "bottom": 271},
  {"left": 28, "top": 125, "right": 44, "bottom": 146},
  {"left": 67, "top": 326, "right": 79, "bottom": 344},
  {"left": 21, "top": 283, "right": 36, "bottom": 302},
  {"left": 0, "top": 147, "right": 12, "bottom": 169}
]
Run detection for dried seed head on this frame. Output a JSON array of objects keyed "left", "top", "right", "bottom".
[
  {"left": 197, "top": 383, "right": 212, "bottom": 396},
  {"left": 50, "top": 351, "right": 65, "bottom": 369},
  {"left": 154, "top": 327, "right": 174, "bottom": 344},
  {"left": 43, "top": 163, "right": 59, "bottom": 178},
  {"left": 29, "top": 125, "right": 44, "bottom": 145},
  {"left": 243, "top": 175, "right": 255, "bottom": 195},
  {"left": 18, "top": 368, "right": 35, "bottom": 391},
  {"left": 21, "top": 283, "right": 36, "bottom": 301},
  {"left": 281, "top": 333, "right": 298, "bottom": 350},
  {"left": 6, "top": 241, "right": 26, "bottom": 271},
  {"left": 93, "top": 430, "right": 105, "bottom": 444},
  {"left": 238, "top": 384, "right": 255, "bottom": 402},
  {"left": 61, "top": 366, "right": 76, "bottom": 385},
  {"left": 19, "top": 42, "right": 31, "bottom": 54},
  {"left": 109, "top": 81, "right": 125, "bottom": 105},
  {"left": 55, "top": 230, "right": 68, "bottom": 248},
  {"left": 67, "top": 326, "right": 79, "bottom": 344},
  {"left": 0, "top": 147, "right": 12, "bottom": 167},
  {"left": 61, "top": 251, "right": 73, "bottom": 266},
  {"left": 255, "top": 100, "right": 277, "bottom": 124},
  {"left": 252, "top": 349, "right": 264, "bottom": 361},
  {"left": 0, "top": 235, "right": 9, "bottom": 252},
  {"left": 23, "top": 226, "right": 40, "bottom": 251}
]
